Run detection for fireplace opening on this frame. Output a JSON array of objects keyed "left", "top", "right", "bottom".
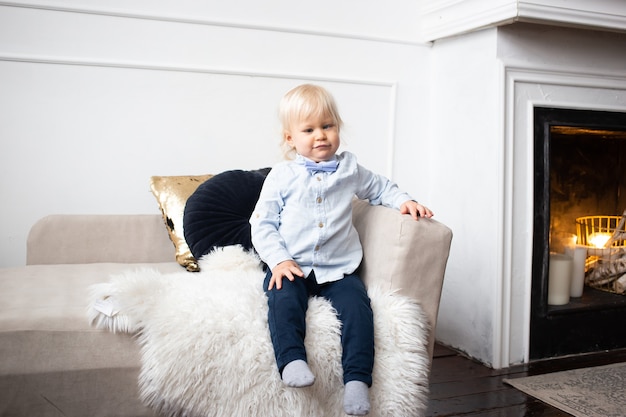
[{"left": 531, "top": 107, "right": 626, "bottom": 360}]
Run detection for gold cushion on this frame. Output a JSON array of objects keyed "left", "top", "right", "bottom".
[{"left": 150, "top": 175, "right": 213, "bottom": 271}]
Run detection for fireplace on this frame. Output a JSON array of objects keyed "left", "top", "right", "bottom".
[
  {"left": 530, "top": 107, "right": 626, "bottom": 359},
  {"left": 428, "top": 22, "right": 626, "bottom": 367}
]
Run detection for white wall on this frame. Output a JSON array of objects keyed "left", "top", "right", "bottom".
[
  {"left": 428, "top": 28, "right": 503, "bottom": 365},
  {"left": 0, "top": 1, "right": 432, "bottom": 267}
]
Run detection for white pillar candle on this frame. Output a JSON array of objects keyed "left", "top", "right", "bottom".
[
  {"left": 565, "top": 245, "right": 587, "bottom": 298},
  {"left": 548, "top": 254, "right": 572, "bottom": 305}
]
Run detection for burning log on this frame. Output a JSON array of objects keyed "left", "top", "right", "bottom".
[
  {"left": 615, "top": 274, "right": 626, "bottom": 294},
  {"left": 581, "top": 210, "right": 626, "bottom": 294}
]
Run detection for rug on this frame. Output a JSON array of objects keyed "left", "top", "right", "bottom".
[
  {"left": 504, "top": 362, "right": 626, "bottom": 417},
  {"left": 88, "top": 245, "right": 430, "bottom": 417}
]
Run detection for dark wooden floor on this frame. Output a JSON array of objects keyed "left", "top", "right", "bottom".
[{"left": 426, "top": 343, "right": 626, "bottom": 416}]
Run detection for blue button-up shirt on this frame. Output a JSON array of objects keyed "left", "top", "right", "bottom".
[{"left": 250, "top": 151, "right": 413, "bottom": 284}]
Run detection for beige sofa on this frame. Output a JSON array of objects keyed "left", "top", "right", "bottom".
[{"left": 0, "top": 199, "right": 452, "bottom": 417}]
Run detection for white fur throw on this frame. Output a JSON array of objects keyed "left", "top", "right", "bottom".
[{"left": 88, "top": 245, "right": 430, "bottom": 417}]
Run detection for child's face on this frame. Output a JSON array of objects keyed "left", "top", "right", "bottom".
[{"left": 285, "top": 114, "right": 340, "bottom": 162}]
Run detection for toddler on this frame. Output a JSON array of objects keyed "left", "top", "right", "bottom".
[{"left": 250, "top": 84, "right": 432, "bottom": 416}]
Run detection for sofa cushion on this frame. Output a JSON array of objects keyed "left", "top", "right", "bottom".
[
  {"left": 183, "top": 169, "right": 269, "bottom": 260},
  {"left": 150, "top": 175, "right": 213, "bottom": 272},
  {"left": 0, "top": 262, "right": 181, "bottom": 375},
  {"left": 27, "top": 214, "right": 174, "bottom": 266},
  {"left": 0, "top": 262, "right": 182, "bottom": 416}
]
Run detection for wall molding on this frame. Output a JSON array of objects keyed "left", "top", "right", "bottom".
[
  {"left": 0, "top": 1, "right": 427, "bottom": 46},
  {"left": 0, "top": 52, "right": 397, "bottom": 87},
  {"left": 0, "top": 52, "right": 399, "bottom": 178}
]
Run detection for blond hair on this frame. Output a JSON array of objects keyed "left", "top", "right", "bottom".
[{"left": 279, "top": 84, "right": 343, "bottom": 158}]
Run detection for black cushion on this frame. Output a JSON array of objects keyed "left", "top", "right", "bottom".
[{"left": 183, "top": 169, "right": 269, "bottom": 259}]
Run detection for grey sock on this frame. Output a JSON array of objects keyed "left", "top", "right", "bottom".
[
  {"left": 282, "top": 359, "right": 315, "bottom": 387},
  {"left": 343, "top": 380, "right": 370, "bottom": 415}
]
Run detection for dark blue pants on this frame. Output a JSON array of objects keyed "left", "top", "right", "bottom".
[{"left": 264, "top": 269, "right": 374, "bottom": 386}]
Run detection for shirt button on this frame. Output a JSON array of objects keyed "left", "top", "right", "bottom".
[
  {"left": 314, "top": 245, "right": 320, "bottom": 251},
  {"left": 316, "top": 197, "right": 322, "bottom": 204},
  {"left": 318, "top": 222, "right": 324, "bottom": 228},
  {"left": 316, "top": 176, "right": 322, "bottom": 181}
]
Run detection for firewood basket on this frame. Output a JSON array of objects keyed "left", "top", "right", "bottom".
[{"left": 576, "top": 211, "right": 626, "bottom": 294}]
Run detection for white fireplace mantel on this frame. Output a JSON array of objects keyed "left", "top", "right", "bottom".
[
  {"left": 429, "top": 21, "right": 626, "bottom": 368},
  {"left": 418, "top": 0, "right": 626, "bottom": 43},
  {"left": 503, "top": 68, "right": 626, "bottom": 367}
]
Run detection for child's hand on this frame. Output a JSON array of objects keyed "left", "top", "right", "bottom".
[
  {"left": 269, "top": 260, "right": 304, "bottom": 290},
  {"left": 400, "top": 200, "right": 434, "bottom": 220}
]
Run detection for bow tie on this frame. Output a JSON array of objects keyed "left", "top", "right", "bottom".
[{"left": 302, "top": 159, "right": 338, "bottom": 173}]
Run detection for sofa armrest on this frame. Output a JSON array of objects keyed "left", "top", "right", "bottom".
[
  {"left": 27, "top": 214, "right": 175, "bottom": 265},
  {"left": 351, "top": 199, "right": 452, "bottom": 361}
]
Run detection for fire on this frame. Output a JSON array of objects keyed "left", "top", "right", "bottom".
[{"left": 588, "top": 232, "right": 612, "bottom": 248}]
